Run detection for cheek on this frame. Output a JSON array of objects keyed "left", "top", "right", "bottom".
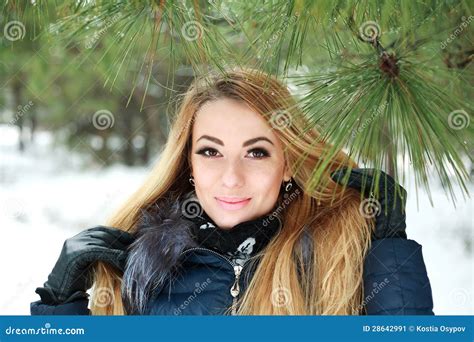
[
  {"left": 252, "top": 169, "right": 283, "bottom": 197},
  {"left": 191, "top": 158, "right": 220, "bottom": 187},
  {"left": 191, "top": 154, "right": 284, "bottom": 192},
  {"left": 193, "top": 161, "right": 282, "bottom": 183}
]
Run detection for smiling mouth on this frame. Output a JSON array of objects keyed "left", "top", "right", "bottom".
[
  {"left": 215, "top": 197, "right": 251, "bottom": 203},
  {"left": 215, "top": 197, "right": 252, "bottom": 210}
]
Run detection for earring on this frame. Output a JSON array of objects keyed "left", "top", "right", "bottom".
[
  {"left": 189, "top": 175, "right": 195, "bottom": 186},
  {"left": 284, "top": 179, "right": 293, "bottom": 192}
]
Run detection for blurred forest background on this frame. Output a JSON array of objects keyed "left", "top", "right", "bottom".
[{"left": 0, "top": 0, "right": 472, "bottom": 314}]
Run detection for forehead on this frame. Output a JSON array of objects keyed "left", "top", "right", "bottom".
[{"left": 192, "top": 98, "right": 276, "bottom": 142}]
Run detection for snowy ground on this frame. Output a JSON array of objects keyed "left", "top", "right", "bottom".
[{"left": 0, "top": 125, "right": 472, "bottom": 315}]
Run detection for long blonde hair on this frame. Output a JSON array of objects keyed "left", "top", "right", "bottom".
[{"left": 90, "top": 67, "right": 373, "bottom": 315}]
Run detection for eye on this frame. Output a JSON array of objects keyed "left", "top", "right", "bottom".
[
  {"left": 195, "top": 147, "right": 270, "bottom": 159},
  {"left": 196, "top": 147, "right": 221, "bottom": 158},
  {"left": 247, "top": 148, "right": 270, "bottom": 159}
]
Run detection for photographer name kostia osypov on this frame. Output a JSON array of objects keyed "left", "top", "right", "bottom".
[{"left": 362, "top": 325, "right": 466, "bottom": 334}]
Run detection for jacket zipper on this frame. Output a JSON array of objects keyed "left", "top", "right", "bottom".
[
  {"left": 179, "top": 247, "right": 247, "bottom": 315},
  {"left": 230, "top": 265, "right": 243, "bottom": 315},
  {"left": 177, "top": 215, "right": 283, "bottom": 314}
]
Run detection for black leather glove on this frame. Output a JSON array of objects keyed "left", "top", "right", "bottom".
[
  {"left": 330, "top": 168, "right": 408, "bottom": 241},
  {"left": 35, "top": 226, "right": 135, "bottom": 305}
]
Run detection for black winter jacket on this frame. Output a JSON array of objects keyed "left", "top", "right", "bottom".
[{"left": 31, "top": 198, "right": 434, "bottom": 315}]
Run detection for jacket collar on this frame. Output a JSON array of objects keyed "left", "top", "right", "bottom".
[
  {"left": 121, "top": 193, "right": 283, "bottom": 314},
  {"left": 188, "top": 205, "right": 282, "bottom": 266}
]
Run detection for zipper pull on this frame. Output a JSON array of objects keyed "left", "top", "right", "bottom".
[
  {"left": 230, "top": 265, "right": 243, "bottom": 297},
  {"left": 230, "top": 265, "right": 243, "bottom": 315}
]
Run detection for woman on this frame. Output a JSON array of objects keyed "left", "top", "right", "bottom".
[{"left": 31, "top": 68, "right": 434, "bottom": 315}]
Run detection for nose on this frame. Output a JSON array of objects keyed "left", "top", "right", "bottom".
[{"left": 221, "top": 158, "right": 245, "bottom": 189}]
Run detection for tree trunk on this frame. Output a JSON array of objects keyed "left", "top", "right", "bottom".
[{"left": 12, "top": 76, "right": 25, "bottom": 152}]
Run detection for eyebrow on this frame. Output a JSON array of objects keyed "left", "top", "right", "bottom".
[{"left": 196, "top": 135, "right": 274, "bottom": 147}]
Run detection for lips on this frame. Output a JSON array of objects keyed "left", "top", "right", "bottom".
[
  {"left": 216, "top": 197, "right": 251, "bottom": 203},
  {"left": 215, "top": 197, "right": 251, "bottom": 211}
]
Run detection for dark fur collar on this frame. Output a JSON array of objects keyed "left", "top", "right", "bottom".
[
  {"left": 121, "top": 194, "right": 312, "bottom": 315},
  {"left": 121, "top": 195, "right": 198, "bottom": 314}
]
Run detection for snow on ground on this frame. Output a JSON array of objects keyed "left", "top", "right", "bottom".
[
  {"left": 0, "top": 125, "right": 149, "bottom": 314},
  {"left": 0, "top": 125, "right": 472, "bottom": 315}
]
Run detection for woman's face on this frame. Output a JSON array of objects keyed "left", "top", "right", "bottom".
[{"left": 190, "top": 97, "right": 292, "bottom": 229}]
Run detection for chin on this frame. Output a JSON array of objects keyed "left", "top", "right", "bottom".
[
  {"left": 209, "top": 209, "right": 249, "bottom": 228},
  {"left": 213, "top": 215, "right": 243, "bottom": 229}
]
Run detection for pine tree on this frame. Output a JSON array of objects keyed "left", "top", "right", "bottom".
[{"left": 1, "top": 0, "right": 472, "bottom": 204}]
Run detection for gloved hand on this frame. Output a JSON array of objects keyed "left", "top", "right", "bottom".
[
  {"left": 330, "top": 168, "right": 408, "bottom": 241},
  {"left": 35, "top": 226, "right": 135, "bottom": 305}
]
